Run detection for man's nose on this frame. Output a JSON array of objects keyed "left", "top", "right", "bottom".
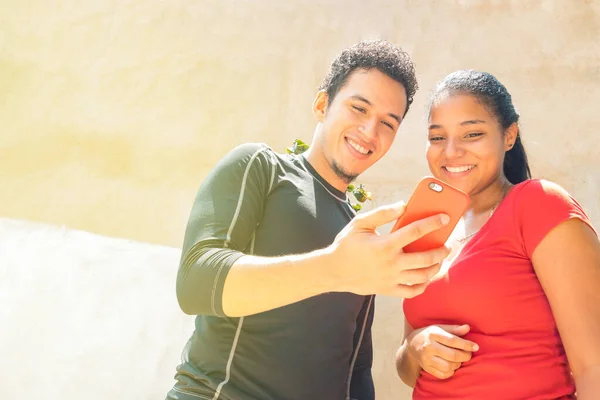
[{"left": 359, "top": 117, "right": 378, "bottom": 139}]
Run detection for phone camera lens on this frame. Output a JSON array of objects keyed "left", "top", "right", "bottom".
[{"left": 429, "top": 182, "right": 443, "bottom": 192}]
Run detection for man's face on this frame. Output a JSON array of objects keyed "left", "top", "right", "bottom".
[{"left": 313, "top": 68, "right": 408, "bottom": 183}]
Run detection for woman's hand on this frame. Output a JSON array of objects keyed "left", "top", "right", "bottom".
[{"left": 407, "top": 324, "right": 479, "bottom": 379}]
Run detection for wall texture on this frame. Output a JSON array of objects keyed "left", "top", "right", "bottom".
[{"left": 1, "top": 1, "right": 599, "bottom": 399}]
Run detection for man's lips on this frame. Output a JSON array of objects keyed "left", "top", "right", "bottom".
[{"left": 345, "top": 137, "right": 373, "bottom": 155}]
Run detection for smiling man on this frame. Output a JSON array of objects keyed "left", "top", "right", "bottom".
[{"left": 166, "top": 40, "right": 451, "bottom": 400}]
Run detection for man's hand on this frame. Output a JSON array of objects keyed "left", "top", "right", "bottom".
[
  {"left": 327, "top": 202, "right": 451, "bottom": 298},
  {"left": 220, "top": 202, "right": 451, "bottom": 317}
]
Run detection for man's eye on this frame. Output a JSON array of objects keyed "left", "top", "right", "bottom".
[
  {"left": 382, "top": 121, "right": 394, "bottom": 130},
  {"left": 428, "top": 136, "right": 444, "bottom": 141},
  {"left": 352, "top": 105, "right": 366, "bottom": 113}
]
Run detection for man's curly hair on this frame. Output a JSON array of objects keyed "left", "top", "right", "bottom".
[{"left": 318, "top": 40, "right": 418, "bottom": 115}]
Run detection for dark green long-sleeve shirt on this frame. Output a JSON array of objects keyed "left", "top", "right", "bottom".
[{"left": 167, "top": 143, "right": 375, "bottom": 400}]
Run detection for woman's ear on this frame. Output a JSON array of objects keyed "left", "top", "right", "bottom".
[{"left": 504, "top": 122, "right": 519, "bottom": 151}]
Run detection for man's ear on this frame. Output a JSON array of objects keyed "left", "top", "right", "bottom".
[
  {"left": 504, "top": 122, "right": 518, "bottom": 151},
  {"left": 313, "top": 90, "right": 329, "bottom": 122}
]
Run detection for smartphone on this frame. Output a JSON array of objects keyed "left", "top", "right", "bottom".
[{"left": 391, "top": 177, "right": 470, "bottom": 253}]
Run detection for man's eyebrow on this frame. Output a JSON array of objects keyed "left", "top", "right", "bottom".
[
  {"left": 388, "top": 112, "right": 402, "bottom": 124},
  {"left": 350, "top": 95, "right": 372, "bottom": 105},
  {"left": 428, "top": 119, "right": 487, "bottom": 130},
  {"left": 350, "top": 95, "right": 402, "bottom": 124}
]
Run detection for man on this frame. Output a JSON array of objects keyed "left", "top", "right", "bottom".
[{"left": 167, "top": 40, "right": 450, "bottom": 400}]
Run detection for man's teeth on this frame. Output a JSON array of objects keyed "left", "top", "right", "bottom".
[
  {"left": 446, "top": 165, "right": 475, "bottom": 173},
  {"left": 348, "top": 139, "right": 369, "bottom": 155}
]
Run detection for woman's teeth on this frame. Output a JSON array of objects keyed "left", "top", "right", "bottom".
[{"left": 446, "top": 165, "right": 475, "bottom": 173}]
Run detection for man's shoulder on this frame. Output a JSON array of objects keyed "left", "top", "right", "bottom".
[
  {"left": 226, "top": 142, "right": 275, "bottom": 160},
  {"left": 208, "top": 143, "right": 305, "bottom": 188},
  {"left": 215, "top": 142, "right": 278, "bottom": 170},
  {"left": 222, "top": 142, "right": 303, "bottom": 171}
]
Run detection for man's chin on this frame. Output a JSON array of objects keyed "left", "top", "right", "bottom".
[
  {"left": 343, "top": 175, "right": 358, "bottom": 185},
  {"left": 337, "top": 172, "right": 358, "bottom": 185}
]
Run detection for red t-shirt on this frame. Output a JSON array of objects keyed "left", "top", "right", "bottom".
[{"left": 403, "top": 179, "right": 597, "bottom": 399}]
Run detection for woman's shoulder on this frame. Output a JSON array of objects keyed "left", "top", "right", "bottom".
[
  {"left": 509, "top": 178, "right": 590, "bottom": 228},
  {"left": 506, "top": 179, "right": 595, "bottom": 257},
  {"left": 510, "top": 178, "right": 572, "bottom": 202}
]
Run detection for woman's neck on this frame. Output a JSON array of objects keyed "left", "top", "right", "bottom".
[{"left": 464, "top": 178, "right": 512, "bottom": 219}]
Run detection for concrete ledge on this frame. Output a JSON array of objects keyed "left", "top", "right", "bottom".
[
  {"left": 0, "top": 218, "right": 409, "bottom": 399},
  {"left": 0, "top": 219, "right": 194, "bottom": 399}
]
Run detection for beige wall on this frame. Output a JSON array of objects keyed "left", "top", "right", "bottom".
[{"left": 2, "top": 1, "right": 599, "bottom": 399}]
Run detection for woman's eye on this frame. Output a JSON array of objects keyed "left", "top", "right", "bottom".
[
  {"left": 352, "top": 105, "right": 366, "bottom": 113},
  {"left": 466, "top": 132, "right": 483, "bottom": 138},
  {"left": 428, "top": 136, "right": 444, "bottom": 141}
]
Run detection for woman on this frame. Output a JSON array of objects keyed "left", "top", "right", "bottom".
[{"left": 395, "top": 70, "right": 600, "bottom": 399}]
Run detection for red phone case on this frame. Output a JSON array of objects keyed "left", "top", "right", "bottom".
[{"left": 391, "top": 177, "right": 470, "bottom": 253}]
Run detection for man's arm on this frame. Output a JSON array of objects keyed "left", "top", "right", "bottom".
[
  {"left": 176, "top": 143, "right": 275, "bottom": 317},
  {"left": 176, "top": 143, "right": 346, "bottom": 317},
  {"left": 220, "top": 204, "right": 451, "bottom": 317},
  {"left": 177, "top": 145, "right": 452, "bottom": 318},
  {"left": 348, "top": 295, "right": 375, "bottom": 400}
]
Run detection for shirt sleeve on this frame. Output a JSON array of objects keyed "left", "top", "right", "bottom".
[
  {"left": 349, "top": 295, "right": 375, "bottom": 400},
  {"left": 516, "top": 179, "right": 597, "bottom": 259},
  {"left": 176, "top": 143, "right": 277, "bottom": 317}
]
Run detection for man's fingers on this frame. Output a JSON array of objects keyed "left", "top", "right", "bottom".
[
  {"left": 353, "top": 202, "right": 406, "bottom": 230},
  {"left": 385, "top": 282, "right": 429, "bottom": 298},
  {"left": 394, "top": 246, "right": 450, "bottom": 271},
  {"left": 390, "top": 213, "right": 450, "bottom": 248},
  {"left": 396, "top": 263, "right": 441, "bottom": 286}
]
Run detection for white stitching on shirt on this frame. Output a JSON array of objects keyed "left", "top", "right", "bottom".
[
  {"left": 212, "top": 148, "right": 277, "bottom": 397},
  {"left": 346, "top": 295, "right": 374, "bottom": 400},
  {"left": 267, "top": 151, "right": 277, "bottom": 194},
  {"left": 296, "top": 155, "right": 349, "bottom": 203},
  {"left": 172, "top": 387, "right": 213, "bottom": 399},
  {"left": 210, "top": 147, "right": 265, "bottom": 316},
  {"left": 211, "top": 316, "right": 245, "bottom": 399},
  {"left": 212, "top": 232, "right": 256, "bottom": 400}
]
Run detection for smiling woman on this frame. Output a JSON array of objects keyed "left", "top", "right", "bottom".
[{"left": 395, "top": 70, "right": 600, "bottom": 400}]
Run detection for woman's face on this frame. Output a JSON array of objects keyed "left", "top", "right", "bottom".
[{"left": 426, "top": 93, "right": 515, "bottom": 196}]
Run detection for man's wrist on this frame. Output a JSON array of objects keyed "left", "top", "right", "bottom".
[{"left": 309, "top": 245, "right": 344, "bottom": 293}]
